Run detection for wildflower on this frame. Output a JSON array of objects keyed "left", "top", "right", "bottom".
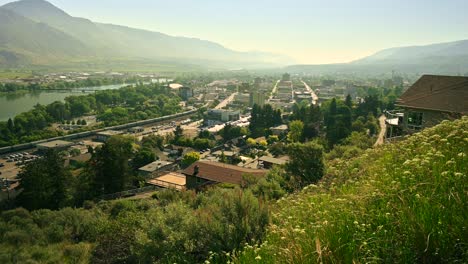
[
  {"left": 354, "top": 221, "right": 359, "bottom": 225},
  {"left": 255, "top": 255, "right": 262, "bottom": 260},
  {"left": 458, "top": 152, "right": 466, "bottom": 158},
  {"left": 455, "top": 172, "right": 463, "bottom": 177},
  {"left": 446, "top": 160, "right": 455, "bottom": 165},
  {"left": 415, "top": 194, "right": 421, "bottom": 199},
  {"left": 441, "top": 171, "right": 449, "bottom": 176}
]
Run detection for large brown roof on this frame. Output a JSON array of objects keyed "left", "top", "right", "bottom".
[
  {"left": 182, "top": 161, "right": 266, "bottom": 185},
  {"left": 397, "top": 75, "right": 468, "bottom": 114}
]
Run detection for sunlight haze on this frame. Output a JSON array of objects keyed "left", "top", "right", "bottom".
[{"left": 1, "top": 0, "right": 467, "bottom": 64}]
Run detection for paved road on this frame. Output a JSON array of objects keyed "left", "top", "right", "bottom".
[
  {"left": 374, "top": 114, "right": 387, "bottom": 147},
  {"left": 301, "top": 80, "right": 319, "bottom": 105},
  {"left": 215, "top": 92, "right": 238, "bottom": 109},
  {"left": 268, "top": 80, "right": 280, "bottom": 101}
]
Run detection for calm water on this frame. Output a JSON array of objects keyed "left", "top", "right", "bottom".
[{"left": 0, "top": 84, "right": 127, "bottom": 121}]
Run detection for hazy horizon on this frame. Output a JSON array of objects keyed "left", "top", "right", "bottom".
[{"left": 1, "top": 0, "right": 467, "bottom": 64}]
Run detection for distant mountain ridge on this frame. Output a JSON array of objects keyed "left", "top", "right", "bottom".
[
  {"left": 352, "top": 39, "right": 468, "bottom": 64},
  {"left": 285, "top": 39, "right": 468, "bottom": 75},
  {"left": 0, "top": 0, "right": 292, "bottom": 69}
]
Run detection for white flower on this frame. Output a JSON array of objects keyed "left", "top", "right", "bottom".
[{"left": 255, "top": 255, "right": 262, "bottom": 260}]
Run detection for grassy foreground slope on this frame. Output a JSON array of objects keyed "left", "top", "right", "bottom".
[{"left": 236, "top": 117, "right": 467, "bottom": 263}]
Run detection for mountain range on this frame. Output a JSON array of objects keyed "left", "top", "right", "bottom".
[
  {"left": 0, "top": 0, "right": 292, "bottom": 69},
  {"left": 0, "top": 0, "right": 467, "bottom": 73},
  {"left": 286, "top": 39, "right": 468, "bottom": 75}
]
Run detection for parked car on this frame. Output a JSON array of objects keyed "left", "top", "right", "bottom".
[{"left": 0, "top": 163, "right": 4, "bottom": 167}]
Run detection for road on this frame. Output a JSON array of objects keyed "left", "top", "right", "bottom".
[
  {"left": 374, "top": 114, "right": 387, "bottom": 147},
  {"left": 301, "top": 80, "right": 319, "bottom": 105},
  {"left": 215, "top": 92, "right": 238, "bottom": 109},
  {"left": 268, "top": 80, "right": 281, "bottom": 101}
]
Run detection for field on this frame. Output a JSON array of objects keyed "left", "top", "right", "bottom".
[{"left": 236, "top": 117, "right": 468, "bottom": 263}]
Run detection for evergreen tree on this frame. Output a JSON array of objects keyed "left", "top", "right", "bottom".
[
  {"left": 18, "top": 150, "right": 72, "bottom": 210},
  {"left": 7, "top": 118, "right": 14, "bottom": 132}
]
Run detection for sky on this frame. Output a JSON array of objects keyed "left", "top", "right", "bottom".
[{"left": 1, "top": 0, "right": 467, "bottom": 64}]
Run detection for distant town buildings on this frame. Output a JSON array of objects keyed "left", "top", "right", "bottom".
[
  {"left": 205, "top": 109, "right": 240, "bottom": 126},
  {"left": 249, "top": 91, "right": 266, "bottom": 107}
]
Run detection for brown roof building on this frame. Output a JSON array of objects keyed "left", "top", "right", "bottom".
[
  {"left": 395, "top": 75, "right": 467, "bottom": 131},
  {"left": 182, "top": 161, "right": 266, "bottom": 189}
]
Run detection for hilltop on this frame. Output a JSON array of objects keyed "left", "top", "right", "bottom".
[{"left": 236, "top": 117, "right": 467, "bottom": 263}]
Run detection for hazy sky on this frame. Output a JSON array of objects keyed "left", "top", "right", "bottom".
[{"left": 1, "top": 0, "right": 467, "bottom": 64}]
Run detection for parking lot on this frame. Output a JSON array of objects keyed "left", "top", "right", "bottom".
[{"left": 0, "top": 151, "right": 40, "bottom": 179}]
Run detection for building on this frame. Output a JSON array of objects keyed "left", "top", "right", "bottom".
[
  {"left": 128, "top": 126, "right": 144, "bottom": 133},
  {"left": 206, "top": 109, "right": 240, "bottom": 125},
  {"left": 212, "top": 150, "right": 238, "bottom": 163},
  {"left": 179, "top": 86, "right": 194, "bottom": 101},
  {"left": 258, "top": 156, "right": 288, "bottom": 169},
  {"left": 235, "top": 93, "right": 250, "bottom": 105},
  {"left": 36, "top": 140, "right": 75, "bottom": 152},
  {"left": 270, "top": 124, "right": 288, "bottom": 136},
  {"left": 250, "top": 91, "right": 266, "bottom": 107},
  {"left": 182, "top": 161, "right": 267, "bottom": 189},
  {"left": 138, "top": 160, "right": 175, "bottom": 178},
  {"left": 146, "top": 172, "right": 186, "bottom": 191},
  {"left": 395, "top": 75, "right": 467, "bottom": 132},
  {"left": 95, "top": 130, "right": 124, "bottom": 142}
]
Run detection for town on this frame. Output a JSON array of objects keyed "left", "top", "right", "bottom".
[{"left": 0, "top": 0, "right": 466, "bottom": 263}]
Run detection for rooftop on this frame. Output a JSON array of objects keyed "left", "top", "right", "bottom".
[
  {"left": 96, "top": 130, "right": 124, "bottom": 136},
  {"left": 397, "top": 75, "right": 468, "bottom": 114},
  {"left": 259, "top": 156, "right": 288, "bottom": 165},
  {"left": 36, "top": 140, "right": 74, "bottom": 149},
  {"left": 138, "top": 160, "right": 174, "bottom": 172},
  {"left": 182, "top": 161, "right": 266, "bottom": 185},
  {"left": 147, "top": 172, "right": 186, "bottom": 190}
]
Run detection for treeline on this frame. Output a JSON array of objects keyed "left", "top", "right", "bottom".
[
  {"left": 0, "top": 83, "right": 182, "bottom": 147},
  {"left": 0, "top": 76, "right": 145, "bottom": 93}
]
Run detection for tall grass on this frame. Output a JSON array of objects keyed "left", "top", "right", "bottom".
[{"left": 235, "top": 117, "right": 467, "bottom": 263}]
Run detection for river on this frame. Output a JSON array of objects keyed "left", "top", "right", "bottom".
[{"left": 0, "top": 83, "right": 128, "bottom": 121}]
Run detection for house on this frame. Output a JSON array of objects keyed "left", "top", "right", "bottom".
[
  {"left": 146, "top": 172, "right": 186, "bottom": 191},
  {"left": 182, "top": 161, "right": 267, "bottom": 189},
  {"left": 270, "top": 124, "right": 288, "bottom": 136},
  {"left": 138, "top": 160, "right": 176, "bottom": 178},
  {"left": 395, "top": 75, "right": 467, "bottom": 132}
]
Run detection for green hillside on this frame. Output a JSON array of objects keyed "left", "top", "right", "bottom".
[
  {"left": 236, "top": 117, "right": 467, "bottom": 263},
  {"left": 0, "top": 8, "right": 89, "bottom": 65}
]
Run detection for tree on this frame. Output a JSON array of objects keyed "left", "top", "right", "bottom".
[
  {"left": 7, "top": 118, "right": 14, "bottom": 132},
  {"left": 92, "top": 136, "right": 135, "bottom": 194},
  {"left": 345, "top": 94, "right": 353, "bottom": 109},
  {"left": 285, "top": 142, "right": 324, "bottom": 186},
  {"left": 181, "top": 152, "right": 200, "bottom": 168},
  {"left": 174, "top": 125, "right": 184, "bottom": 141},
  {"left": 246, "top": 138, "right": 257, "bottom": 146},
  {"left": 288, "top": 120, "right": 304, "bottom": 142},
  {"left": 133, "top": 148, "right": 156, "bottom": 169},
  {"left": 17, "top": 150, "right": 72, "bottom": 210}
]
